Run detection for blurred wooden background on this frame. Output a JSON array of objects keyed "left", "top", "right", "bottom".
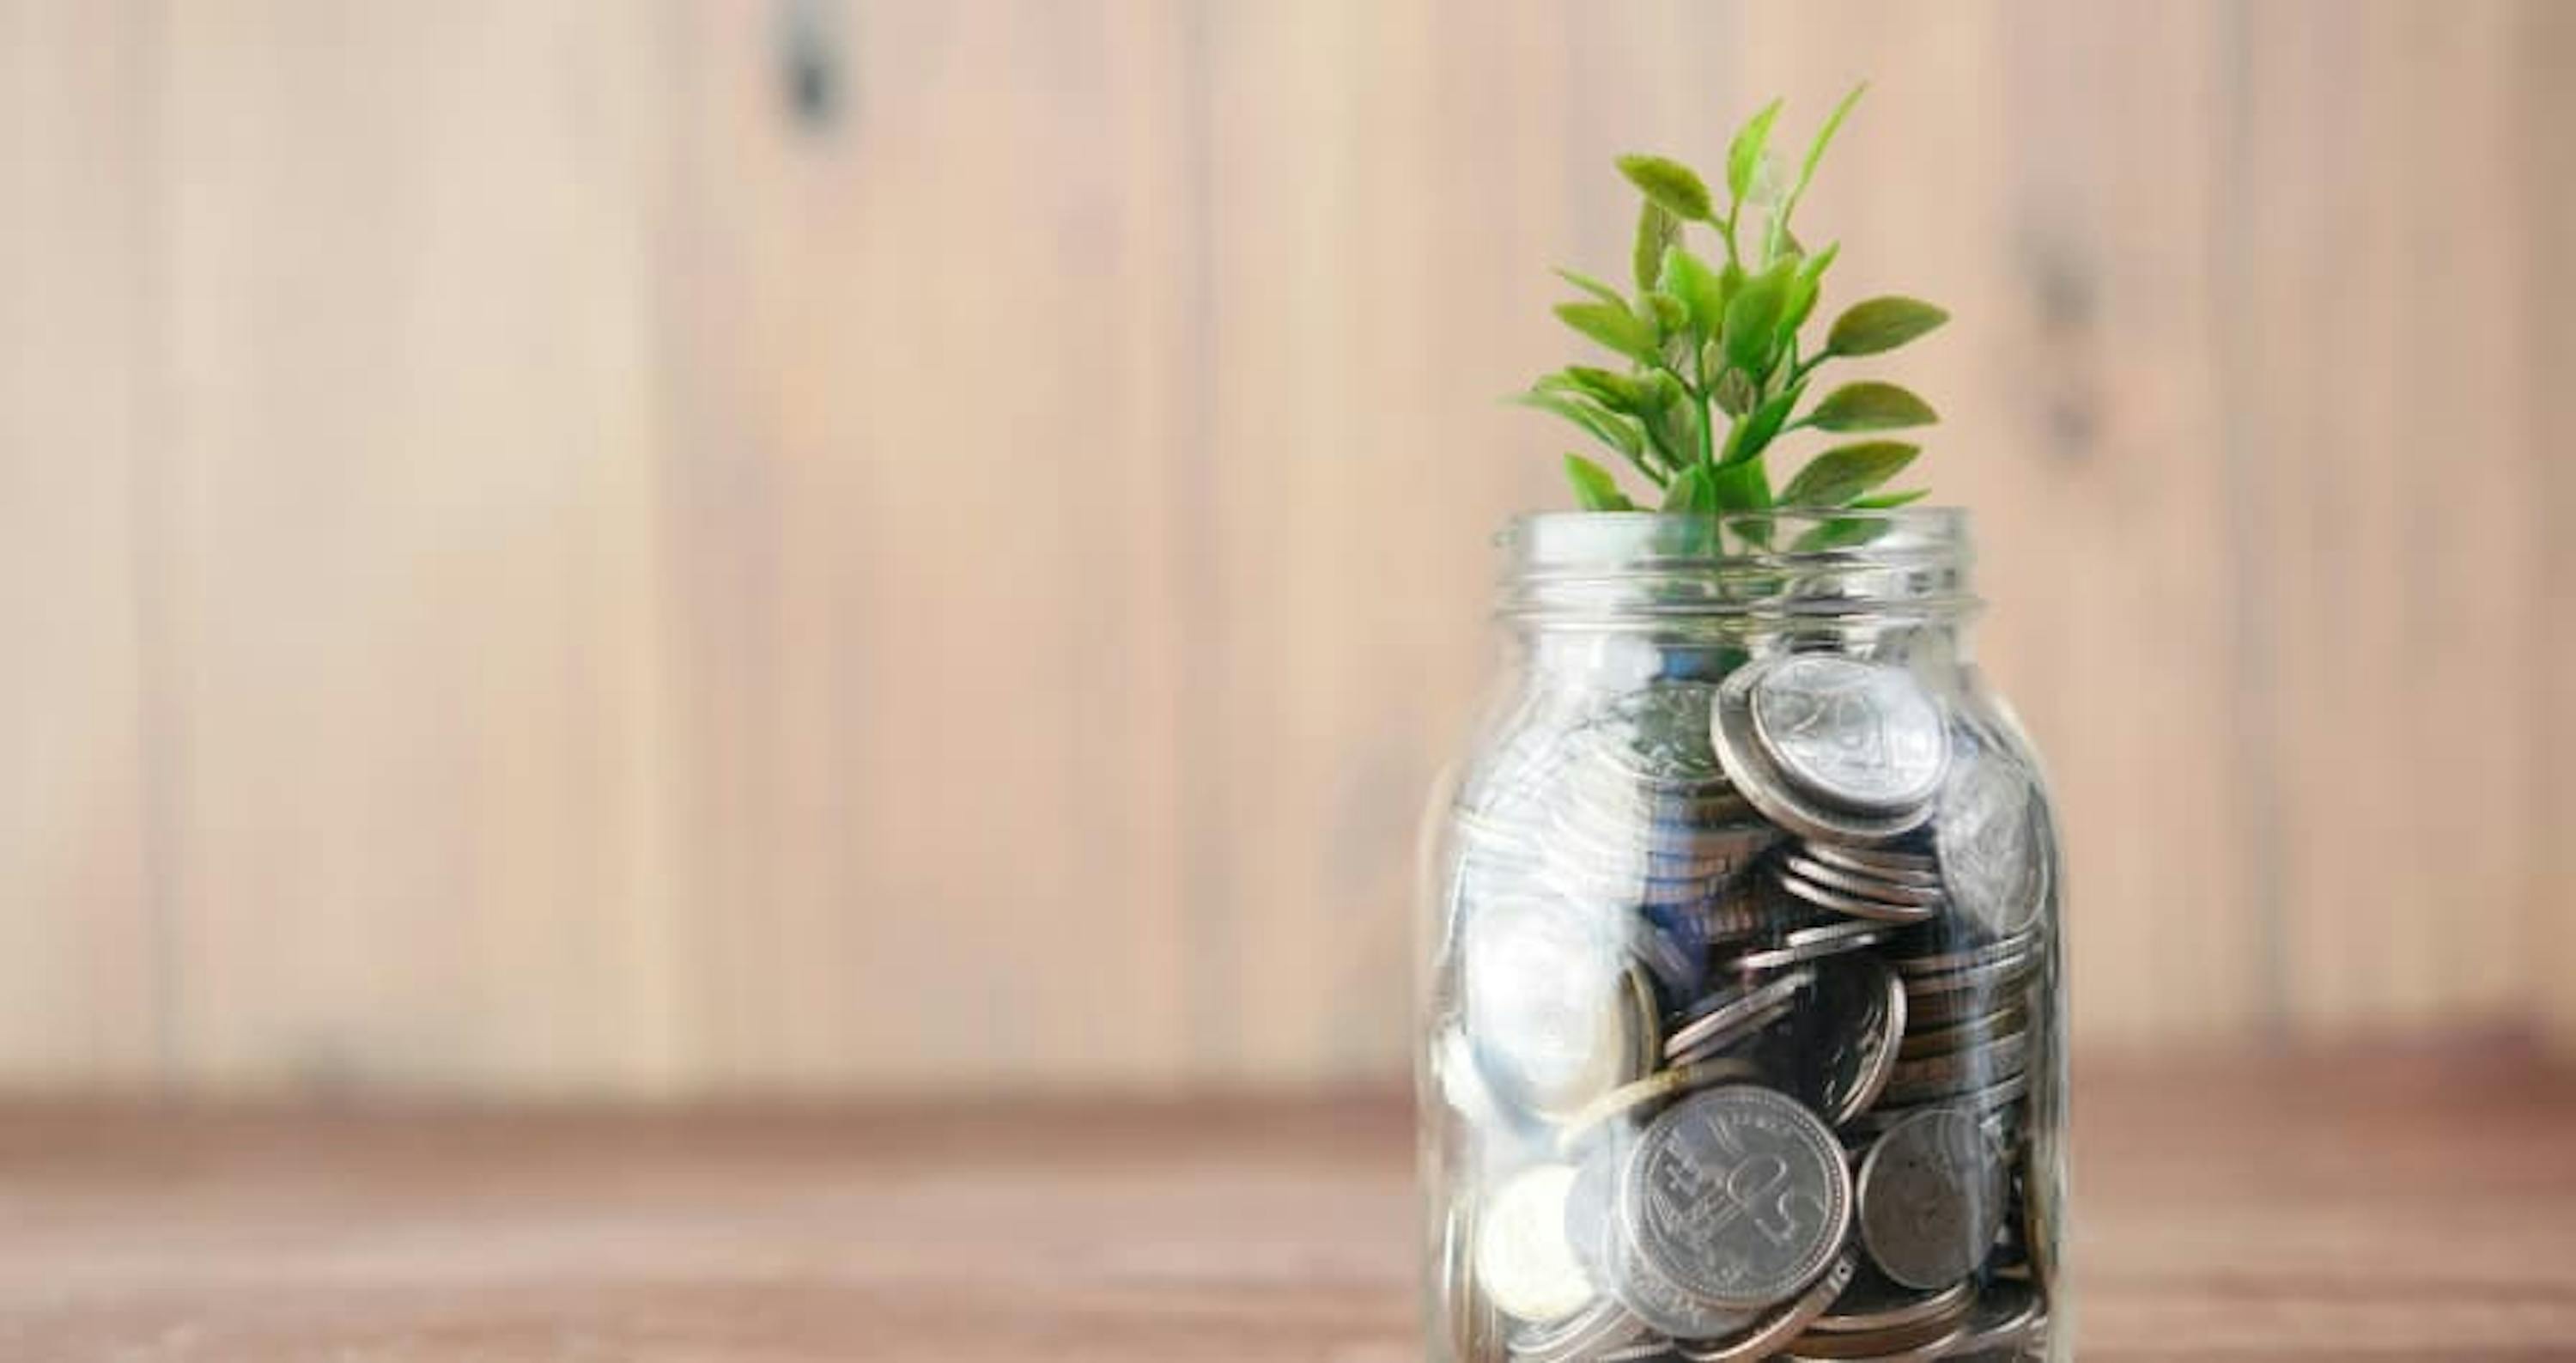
[{"left": 3, "top": 0, "right": 2572, "bottom": 1095}]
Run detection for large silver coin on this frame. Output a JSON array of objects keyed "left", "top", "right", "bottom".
[
  {"left": 1477, "top": 1164, "right": 1600, "bottom": 1323},
  {"left": 1465, "top": 897, "right": 1647, "bottom": 1120},
  {"left": 1935, "top": 729, "right": 2048, "bottom": 941},
  {"left": 1623, "top": 1086, "right": 1853, "bottom": 1311},
  {"left": 1748, "top": 656, "right": 1949, "bottom": 815},
  {"left": 1856, "top": 1108, "right": 2008, "bottom": 1290},
  {"left": 1711, "top": 668, "right": 1935, "bottom": 843}
]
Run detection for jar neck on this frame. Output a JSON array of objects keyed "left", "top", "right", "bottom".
[{"left": 1497, "top": 511, "right": 1981, "bottom": 685}]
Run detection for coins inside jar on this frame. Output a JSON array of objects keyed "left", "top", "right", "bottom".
[{"left": 1444, "top": 650, "right": 2061, "bottom": 1360}]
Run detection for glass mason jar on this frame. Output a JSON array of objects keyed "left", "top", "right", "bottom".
[{"left": 1418, "top": 511, "right": 2068, "bottom": 1362}]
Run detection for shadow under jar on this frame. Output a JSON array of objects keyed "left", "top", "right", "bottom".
[{"left": 1419, "top": 511, "right": 2068, "bottom": 1363}]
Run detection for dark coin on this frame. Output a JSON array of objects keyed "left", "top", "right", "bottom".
[
  {"left": 1752, "top": 954, "right": 1908, "bottom": 1127},
  {"left": 1856, "top": 1108, "right": 2008, "bottom": 1290}
]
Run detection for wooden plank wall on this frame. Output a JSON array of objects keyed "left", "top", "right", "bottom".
[{"left": 0, "top": 0, "right": 2568, "bottom": 1094}]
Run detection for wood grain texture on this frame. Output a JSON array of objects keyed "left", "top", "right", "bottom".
[
  {"left": 1, "top": 1051, "right": 2572, "bottom": 1360},
  {"left": 0, "top": 0, "right": 2571, "bottom": 1093},
  {"left": 0, "top": 0, "right": 161, "bottom": 1084}
]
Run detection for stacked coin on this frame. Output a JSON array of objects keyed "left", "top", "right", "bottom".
[{"left": 1444, "top": 652, "right": 2059, "bottom": 1361}]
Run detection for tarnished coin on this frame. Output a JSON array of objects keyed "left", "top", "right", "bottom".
[
  {"left": 1753, "top": 955, "right": 1908, "bottom": 1127},
  {"left": 1711, "top": 666, "right": 1936, "bottom": 843},
  {"left": 1665, "top": 969, "right": 1817, "bottom": 1062},
  {"left": 1856, "top": 1108, "right": 2008, "bottom": 1290},
  {"left": 1784, "top": 1304, "right": 1970, "bottom": 1358},
  {"left": 1729, "top": 919, "right": 1892, "bottom": 972},
  {"left": 1477, "top": 1164, "right": 1599, "bottom": 1323},
  {"left": 1807, "top": 1269, "right": 1975, "bottom": 1336},
  {"left": 1465, "top": 897, "right": 1651, "bottom": 1119},
  {"left": 1940, "top": 1280, "right": 2044, "bottom": 1357},
  {"left": 1624, "top": 1086, "right": 1853, "bottom": 1311},
  {"left": 1748, "top": 655, "right": 1950, "bottom": 815},
  {"left": 1672, "top": 1256, "right": 1858, "bottom": 1362},
  {"left": 1935, "top": 730, "right": 2049, "bottom": 941}
]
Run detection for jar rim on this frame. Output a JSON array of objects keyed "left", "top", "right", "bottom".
[
  {"left": 1503, "top": 508, "right": 1970, "bottom": 556},
  {"left": 1496, "top": 508, "right": 1978, "bottom": 623}
]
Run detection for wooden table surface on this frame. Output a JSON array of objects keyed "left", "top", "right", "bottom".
[{"left": 4, "top": 1051, "right": 2573, "bottom": 1361}]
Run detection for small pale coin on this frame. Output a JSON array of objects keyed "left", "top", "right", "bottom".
[
  {"left": 1728, "top": 918, "right": 1893, "bottom": 972},
  {"left": 1747, "top": 655, "right": 1950, "bottom": 815},
  {"left": 1556, "top": 1057, "right": 1764, "bottom": 1154},
  {"left": 1752, "top": 954, "right": 1909, "bottom": 1128},
  {"left": 1672, "top": 1256, "right": 1858, "bottom": 1362},
  {"left": 1934, "top": 729, "right": 2049, "bottom": 941},
  {"left": 1711, "top": 668, "right": 1936, "bottom": 843},
  {"left": 1939, "top": 1280, "right": 2044, "bottom": 1357},
  {"left": 1802, "top": 839, "right": 1943, "bottom": 886},
  {"left": 1807, "top": 1269, "right": 1976, "bottom": 1335},
  {"left": 1477, "top": 1164, "right": 1601, "bottom": 1323},
  {"left": 1782, "top": 853, "right": 1950, "bottom": 909},
  {"left": 1775, "top": 867, "right": 1943, "bottom": 925},
  {"left": 1507, "top": 1295, "right": 1649, "bottom": 1363},
  {"left": 1856, "top": 1108, "right": 2009, "bottom": 1290},
  {"left": 1624, "top": 1086, "right": 1854, "bottom": 1311},
  {"left": 1665, "top": 969, "right": 1818, "bottom": 1062}
]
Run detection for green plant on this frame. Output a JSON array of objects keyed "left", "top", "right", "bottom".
[{"left": 1519, "top": 87, "right": 1947, "bottom": 525}]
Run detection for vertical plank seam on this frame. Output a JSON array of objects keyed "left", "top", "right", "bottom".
[
  {"left": 2211, "top": 0, "right": 2287, "bottom": 1043},
  {"left": 127, "top": 0, "right": 184, "bottom": 1082},
  {"left": 2520, "top": 0, "right": 2573, "bottom": 1050},
  {"left": 1173, "top": 0, "right": 1231, "bottom": 1078}
]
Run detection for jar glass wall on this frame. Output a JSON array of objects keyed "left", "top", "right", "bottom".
[{"left": 1418, "top": 511, "right": 2068, "bottom": 1362}]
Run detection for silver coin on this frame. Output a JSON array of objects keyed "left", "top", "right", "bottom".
[
  {"left": 1753, "top": 955, "right": 1909, "bottom": 1128},
  {"left": 1856, "top": 1108, "right": 2008, "bottom": 1290},
  {"left": 1747, "top": 655, "right": 1949, "bottom": 815},
  {"left": 1939, "top": 1280, "right": 2044, "bottom": 1357},
  {"left": 1934, "top": 731, "right": 2048, "bottom": 941},
  {"left": 1623, "top": 1086, "right": 1853, "bottom": 1311},
  {"left": 1586, "top": 682, "right": 1731, "bottom": 786},
  {"left": 1850, "top": 1068, "right": 2034, "bottom": 1141},
  {"left": 1671, "top": 1256, "right": 1857, "bottom": 1361},
  {"left": 1477, "top": 1163, "right": 1601, "bottom": 1323},
  {"left": 1880, "top": 1031, "right": 2032, "bottom": 1104},
  {"left": 1900, "top": 947, "right": 2039, "bottom": 1001},
  {"left": 1890, "top": 932, "right": 2040, "bottom": 978},
  {"left": 1465, "top": 897, "right": 1651, "bottom": 1119},
  {"left": 1728, "top": 919, "right": 1892, "bottom": 972},
  {"left": 1711, "top": 667, "right": 1935, "bottom": 843},
  {"left": 1666, "top": 996, "right": 1801, "bottom": 1068},
  {"left": 1774, "top": 867, "right": 1943, "bottom": 925},
  {"left": 1665, "top": 969, "right": 1817, "bottom": 1062},
  {"left": 1803, "top": 840, "right": 1941, "bottom": 882},
  {"left": 1898, "top": 1005, "right": 2031, "bottom": 1062},
  {"left": 1508, "top": 1295, "right": 1649, "bottom": 1363},
  {"left": 1556, "top": 1057, "right": 1765, "bottom": 1154},
  {"left": 1903, "top": 976, "right": 2039, "bottom": 1028},
  {"left": 1782, "top": 854, "right": 1949, "bottom": 909}
]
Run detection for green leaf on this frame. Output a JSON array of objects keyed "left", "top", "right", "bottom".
[
  {"left": 1616, "top": 154, "right": 1716, "bottom": 222},
  {"left": 1643, "top": 290, "right": 1690, "bottom": 335},
  {"left": 1779, "top": 441, "right": 1920, "bottom": 508},
  {"left": 1726, "top": 99, "right": 1784, "bottom": 204},
  {"left": 1854, "top": 488, "right": 1929, "bottom": 509},
  {"left": 1806, "top": 380, "right": 1939, "bottom": 431},
  {"left": 1515, "top": 390, "right": 1645, "bottom": 459},
  {"left": 1553, "top": 268, "right": 1627, "bottom": 308},
  {"left": 1825, "top": 296, "right": 1950, "bottom": 356},
  {"left": 1783, "top": 241, "right": 1839, "bottom": 334},
  {"left": 1662, "top": 464, "right": 1717, "bottom": 514},
  {"left": 1638, "top": 373, "right": 1700, "bottom": 466},
  {"left": 1775, "top": 83, "right": 1865, "bottom": 248},
  {"left": 1722, "top": 383, "right": 1806, "bottom": 465},
  {"left": 1555, "top": 300, "right": 1659, "bottom": 362},
  {"left": 1711, "top": 365, "right": 1758, "bottom": 417},
  {"left": 1722, "top": 258, "right": 1796, "bottom": 375},
  {"left": 1543, "top": 365, "right": 1653, "bottom": 412},
  {"left": 1564, "top": 454, "right": 1636, "bottom": 511},
  {"left": 1708, "top": 459, "right": 1772, "bottom": 514},
  {"left": 1633, "top": 201, "right": 1681, "bottom": 291},
  {"left": 1658, "top": 246, "right": 1729, "bottom": 340}
]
